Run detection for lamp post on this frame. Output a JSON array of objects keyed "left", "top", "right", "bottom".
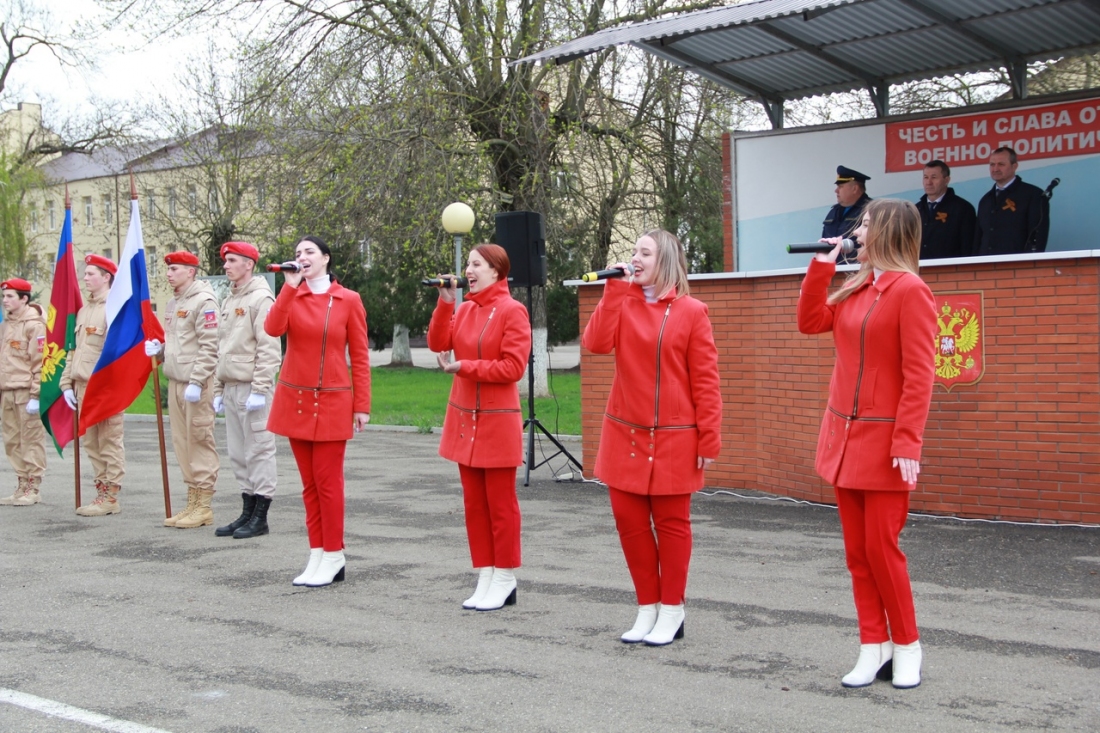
[{"left": 441, "top": 202, "right": 475, "bottom": 302}]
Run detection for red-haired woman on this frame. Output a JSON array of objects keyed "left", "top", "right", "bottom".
[{"left": 427, "top": 244, "right": 532, "bottom": 611}]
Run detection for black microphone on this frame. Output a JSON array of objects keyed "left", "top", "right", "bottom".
[
  {"left": 581, "top": 264, "right": 634, "bottom": 282},
  {"left": 422, "top": 276, "right": 468, "bottom": 288},
  {"left": 1042, "top": 177, "right": 1060, "bottom": 200},
  {"left": 266, "top": 262, "right": 300, "bottom": 273},
  {"left": 787, "top": 239, "right": 856, "bottom": 255}
]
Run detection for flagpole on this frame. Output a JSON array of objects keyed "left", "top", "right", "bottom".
[
  {"left": 131, "top": 169, "right": 173, "bottom": 518},
  {"left": 66, "top": 183, "right": 82, "bottom": 511}
]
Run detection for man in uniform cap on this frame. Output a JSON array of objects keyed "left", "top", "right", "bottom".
[
  {"left": 0, "top": 278, "right": 47, "bottom": 505},
  {"left": 61, "top": 255, "right": 127, "bottom": 515},
  {"left": 822, "top": 166, "right": 872, "bottom": 264},
  {"left": 212, "top": 241, "right": 281, "bottom": 539},
  {"left": 145, "top": 251, "right": 221, "bottom": 528}
]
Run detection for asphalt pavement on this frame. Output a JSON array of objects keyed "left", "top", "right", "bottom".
[{"left": 1, "top": 422, "right": 1098, "bottom": 732}]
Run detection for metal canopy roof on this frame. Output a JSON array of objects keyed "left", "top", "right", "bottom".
[{"left": 515, "top": 0, "right": 1100, "bottom": 127}]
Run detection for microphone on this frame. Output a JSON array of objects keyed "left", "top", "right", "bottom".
[
  {"left": 266, "top": 262, "right": 300, "bottom": 273},
  {"left": 787, "top": 239, "right": 856, "bottom": 255},
  {"left": 1042, "top": 177, "right": 1060, "bottom": 200},
  {"left": 421, "top": 276, "right": 468, "bottom": 288},
  {"left": 581, "top": 264, "right": 634, "bottom": 282}
]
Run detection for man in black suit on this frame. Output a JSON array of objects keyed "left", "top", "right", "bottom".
[
  {"left": 916, "top": 160, "right": 976, "bottom": 259},
  {"left": 974, "top": 147, "right": 1049, "bottom": 255}
]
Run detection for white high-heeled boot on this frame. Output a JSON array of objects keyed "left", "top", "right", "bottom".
[
  {"left": 642, "top": 604, "right": 685, "bottom": 646},
  {"left": 891, "top": 640, "right": 922, "bottom": 689},
  {"left": 462, "top": 567, "right": 495, "bottom": 609},
  {"left": 620, "top": 604, "right": 659, "bottom": 643},
  {"left": 475, "top": 568, "right": 516, "bottom": 611},
  {"left": 292, "top": 548, "right": 323, "bottom": 586},
  {"left": 841, "top": 641, "right": 894, "bottom": 687},
  {"left": 305, "top": 551, "right": 346, "bottom": 587}
]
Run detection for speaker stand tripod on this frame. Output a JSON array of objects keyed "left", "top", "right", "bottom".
[{"left": 522, "top": 284, "right": 583, "bottom": 486}]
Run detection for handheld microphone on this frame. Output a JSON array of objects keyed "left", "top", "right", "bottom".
[
  {"left": 266, "top": 262, "right": 300, "bottom": 273},
  {"left": 1042, "top": 177, "right": 1060, "bottom": 200},
  {"left": 787, "top": 239, "right": 856, "bottom": 255},
  {"left": 421, "top": 276, "right": 468, "bottom": 288},
  {"left": 581, "top": 264, "right": 634, "bottom": 282}
]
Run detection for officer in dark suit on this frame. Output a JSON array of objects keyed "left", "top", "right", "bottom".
[
  {"left": 916, "top": 160, "right": 976, "bottom": 259},
  {"left": 822, "top": 166, "right": 871, "bottom": 264},
  {"left": 974, "top": 146, "right": 1050, "bottom": 255}
]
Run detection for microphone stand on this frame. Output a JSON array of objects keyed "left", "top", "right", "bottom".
[{"left": 522, "top": 282, "right": 582, "bottom": 486}]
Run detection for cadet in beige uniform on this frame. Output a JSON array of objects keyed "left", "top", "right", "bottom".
[
  {"left": 145, "top": 251, "right": 220, "bottom": 528},
  {"left": 0, "top": 278, "right": 47, "bottom": 506},
  {"left": 212, "top": 241, "right": 281, "bottom": 539},
  {"left": 61, "top": 255, "right": 126, "bottom": 516}
]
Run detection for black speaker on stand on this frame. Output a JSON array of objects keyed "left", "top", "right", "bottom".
[{"left": 495, "top": 211, "right": 582, "bottom": 485}]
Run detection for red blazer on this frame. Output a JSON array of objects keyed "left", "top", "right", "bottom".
[
  {"left": 797, "top": 259, "right": 936, "bottom": 491},
  {"left": 264, "top": 281, "right": 371, "bottom": 442},
  {"left": 427, "top": 279, "right": 531, "bottom": 468},
  {"left": 582, "top": 279, "right": 722, "bottom": 496}
]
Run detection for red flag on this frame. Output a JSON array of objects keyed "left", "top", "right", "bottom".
[{"left": 40, "top": 204, "right": 82, "bottom": 454}]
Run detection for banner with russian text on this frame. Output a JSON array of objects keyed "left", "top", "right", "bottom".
[{"left": 886, "top": 97, "right": 1100, "bottom": 172}]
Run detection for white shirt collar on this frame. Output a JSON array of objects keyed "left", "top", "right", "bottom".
[{"left": 306, "top": 275, "right": 331, "bottom": 294}]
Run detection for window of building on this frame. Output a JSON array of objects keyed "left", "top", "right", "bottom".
[
  {"left": 256, "top": 181, "right": 266, "bottom": 210},
  {"left": 84, "top": 196, "right": 93, "bottom": 226},
  {"left": 47, "top": 200, "right": 56, "bottom": 229},
  {"left": 46, "top": 253, "right": 55, "bottom": 279},
  {"left": 147, "top": 190, "right": 156, "bottom": 220},
  {"left": 146, "top": 246, "right": 158, "bottom": 278},
  {"left": 208, "top": 187, "right": 219, "bottom": 215},
  {"left": 103, "top": 194, "right": 113, "bottom": 226},
  {"left": 187, "top": 185, "right": 197, "bottom": 216},
  {"left": 30, "top": 205, "right": 38, "bottom": 232},
  {"left": 168, "top": 188, "right": 177, "bottom": 219}
]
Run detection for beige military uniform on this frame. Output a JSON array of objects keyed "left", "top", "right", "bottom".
[
  {"left": 0, "top": 303, "right": 47, "bottom": 495},
  {"left": 60, "top": 290, "right": 125, "bottom": 488},
  {"left": 163, "top": 279, "right": 220, "bottom": 495},
  {"left": 214, "top": 275, "right": 280, "bottom": 498}
]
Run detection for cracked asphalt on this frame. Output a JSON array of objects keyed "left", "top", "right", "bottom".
[{"left": 1, "top": 421, "right": 1098, "bottom": 732}]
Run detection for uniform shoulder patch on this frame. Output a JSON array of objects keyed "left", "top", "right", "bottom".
[{"left": 203, "top": 308, "right": 218, "bottom": 329}]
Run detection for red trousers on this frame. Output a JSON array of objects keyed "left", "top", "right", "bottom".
[
  {"left": 609, "top": 488, "right": 692, "bottom": 606},
  {"left": 290, "top": 439, "right": 347, "bottom": 552},
  {"left": 458, "top": 464, "right": 521, "bottom": 569},
  {"left": 835, "top": 487, "right": 919, "bottom": 645}
]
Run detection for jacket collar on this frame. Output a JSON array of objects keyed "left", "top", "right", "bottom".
[
  {"left": 465, "top": 278, "right": 511, "bottom": 307},
  {"left": 624, "top": 281, "right": 678, "bottom": 303},
  {"left": 871, "top": 269, "right": 907, "bottom": 293},
  {"left": 294, "top": 279, "right": 347, "bottom": 299},
  {"left": 231, "top": 274, "right": 271, "bottom": 298}
]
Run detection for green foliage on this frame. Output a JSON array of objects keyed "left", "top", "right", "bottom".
[
  {"left": 0, "top": 152, "right": 41, "bottom": 278},
  {"left": 546, "top": 284, "right": 579, "bottom": 346}
]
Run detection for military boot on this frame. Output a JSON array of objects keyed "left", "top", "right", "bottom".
[
  {"left": 233, "top": 495, "right": 271, "bottom": 539},
  {"left": 175, "top": 489, "right": 214, "bottom": 528},
  {"left": 164, "top": 487, "right": 199, "bottom": 527},
  {"left": 0, "top": 477, "right": 25, "bottom": 506},
  {"left": 215, "top": 492, "right": 256, "bottom": 537},
  {"left": 77, "top": 481, "right": 121, "bottom": 516},
  {"left": 13, "top": 477, "right": 41, "bottom": 506}
]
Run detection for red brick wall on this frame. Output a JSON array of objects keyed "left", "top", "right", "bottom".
[{"left": 578, "top": 255, "right": 1100, "bottom": 524}]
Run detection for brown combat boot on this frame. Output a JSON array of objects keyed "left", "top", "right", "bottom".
[
  {"left": 77, "top": 481, "right": 121, "bottom": 516},
  {"left": 164, "top": 487, "right": 199, "bottom": 527},
  {"left": 0, "top": 477, "right": 25, "bottom": 506},
  {"left": 13, "top": 477, "right": 41, "bottom": 506},
  {"left": 175, "top": 489, "right": 214, "bottom": 528}
]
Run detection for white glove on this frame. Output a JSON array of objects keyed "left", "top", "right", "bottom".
[
  {"left": 144, "top": 339, "right": 163, "bottom": 357},
  {"left": 26, "top": 399, "right": 39, "bottom": 415},
  {"left": 245, "top": 393, "right": 266, "bottom": 412},
  {"left": 184, "top": 384, "right": 202, "bottom": 403},
  {"left": 63, "top": 389, "right": 77, "bottom": 409},
  {"left": 212, "top": 395, "right": 224, "bottom": 414}
]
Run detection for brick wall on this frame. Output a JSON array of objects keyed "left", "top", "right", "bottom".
[{"left": 577, "top": 255, "right": 1100, "bottom": 524}]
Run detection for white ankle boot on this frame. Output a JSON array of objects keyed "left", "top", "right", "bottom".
[
  {"left": 891, "top": 640, "right": 922, "bottom": 689},
  {"left": 841, "top": 641, "right": 894, "bottom": 687},
  {"left": 305, "top": 551, "right": 346, "bottom": 587},
  {"left": 475, "top": 568, "right": 516, "bottom": 610},
  {"left": 293, "top": 548, "right": 323, "bottom": 586},
  {"left": 642, "top": 604, "right": 685, "bottom": 646},
  {"left": 620, "top": 604, "right": 659, "bottom": 643},
  {"left": 462, "top": 567, "right": 495, "bottom": 609}
]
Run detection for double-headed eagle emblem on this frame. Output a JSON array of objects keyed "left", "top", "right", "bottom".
[{"left": 935, "top": 303, "right": 979, "bottom": 379}]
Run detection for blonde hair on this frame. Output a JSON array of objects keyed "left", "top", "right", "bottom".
[
  {"left": 640, "top": 229, "right": 690, "bottom": 300},
  {"left": 828, "top": 199, "right": 921, "bottom": 305}
]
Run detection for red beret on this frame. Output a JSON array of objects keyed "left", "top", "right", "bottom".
[
  {"left": 85, "top": 254, "right": 118, "bottom": 275},
  {"left": 220, "top": 241, "right": 260, "bottom": 262},
  {"left": 164, "top": 251, "right": 200, "bottom": 267},
  {"left": 0, "top": 277, "right": 32, "bottom": 292}
]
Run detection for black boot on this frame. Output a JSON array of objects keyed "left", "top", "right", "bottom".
[
  {"left": 215, "top": 493, "right": 256, "bottom": 537},
  {"left": 234, "top": 495, "right": 271, "bottom": 539}
]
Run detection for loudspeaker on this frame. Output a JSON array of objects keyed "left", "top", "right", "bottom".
[{"left": 495, "top": 211, "right": 546, "bottom": 288}]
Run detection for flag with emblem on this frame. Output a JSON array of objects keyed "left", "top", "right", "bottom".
[
  {"left": 80, "top": 196, "right": 165, "bottom": 433},
  {"left": 39, "top": 199, "right": 83, "bottom": 454}
]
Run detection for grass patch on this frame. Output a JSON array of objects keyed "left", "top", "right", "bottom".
[{"left": 124, "top": 366, "right": 582, "bottom": 436}]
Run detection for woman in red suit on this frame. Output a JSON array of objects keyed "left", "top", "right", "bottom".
[
  {"left": 798, "top": 199, "right": 936, "bottom": 689},
  {"left": 427, "top": 244, "right": 531, "bottom": 611},
  {"left": 582, "top": 230, "right": 722, "bottom": 646},
  {"left": 265, "top": 236, "right": 371, "bottom": 587}
]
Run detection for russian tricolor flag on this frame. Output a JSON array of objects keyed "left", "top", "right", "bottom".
[{"left": 79, "top": 198, "right": 164, "bottom": 433}]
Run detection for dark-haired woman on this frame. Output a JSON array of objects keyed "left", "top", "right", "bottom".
[
  {"left": 798, "top": 199, "right": 937, "bottom": 689},
  {"left": 265, "top": 236, "right": 371, "bottom": 587},
  {"left": 427, "top": 244, "right": 532, "bottom": 611}
]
